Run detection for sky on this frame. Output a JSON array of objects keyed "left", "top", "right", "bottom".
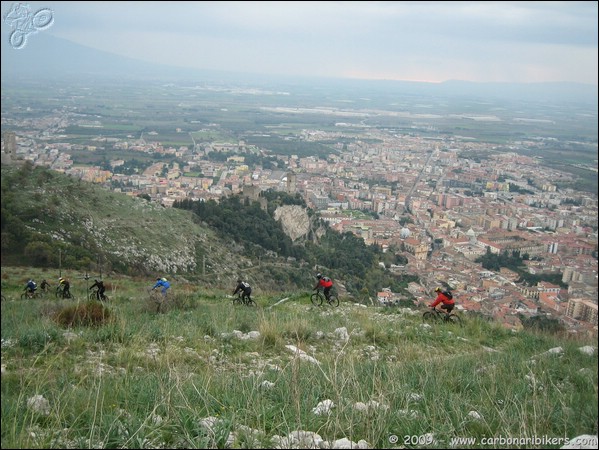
[{"left": 1, "top": 1, "right": 598, "bottom": 85}]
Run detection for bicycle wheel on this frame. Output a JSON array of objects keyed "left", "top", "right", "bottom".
[
  {"left": 21, "top": 292, "right": 29, "bottom": 300},
  {"left": 245, "top": 298, "right": 257, "bottom": 307},
  {"left": 422, "top": 311, "right": 438, "bottom": 324},
  {"left": 232, "top": 295, "right": 243, "bottom": 306},
  {"left": 9, "top": 30, "right": 26, "bottom": 49},
  {"left": 310, "top": 292, "right": 323, "bottom": 306},
  {"left": 32, "top": 8, "right": 54, "bottom": 29},
  {"left": 327, "top": 294, "right": 339, "bottom": 307},
  {"left": 446, "top": 314, "right": 462, "bottom": 327}
]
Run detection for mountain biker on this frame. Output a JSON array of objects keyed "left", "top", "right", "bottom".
[
  {"left": 89, "top": 279, "right": 106, "bottom": 300},
  {"left": 24, "top": 279, "right": 37, "bottom": 295},
  {"left": 40, "top": 279, "right": 51, "bottom": 293},
  {"left": 430, "top": 287, "right": 455, "bottom": 315},
  {"left": 233, "top": 279, "right": 252, "bottom": 304},
  {"left": 313, "top": 273, "right": 333, "bottom": 301},
  {"left": 58, "top": 277, "right": 71, "bottom": 297},
  {"left": 152, "top": 277, "right": 171, "bottom": 298}
]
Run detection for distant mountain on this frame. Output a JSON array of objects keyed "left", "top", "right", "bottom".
[
  {"left": 2, "top": 34, "right": 596, "bottom": 105},
  {"left": 0, "top": 33, "right": 208, "bottom": 82}
]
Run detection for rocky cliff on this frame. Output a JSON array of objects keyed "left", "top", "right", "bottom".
[{"left": 273, "top": 204, "right": 327, "bottom": 244}]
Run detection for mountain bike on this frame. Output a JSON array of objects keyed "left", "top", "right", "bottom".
[
  {"left": 310, "top": 289, "right": 339, "bottom": 307},
  {"left": 232, "top": 291, "right": 257, "bottom": 307},
  {"left": 21, "top": 290, "right": 42, "bottom": 300},
  {"left": 422, "top": 307, "right": 462, "bottom": 326},
  {"left": 89, "top": 288, "right": 108, "bottom": 301},
  {"left": 56, "top": 285, "right": 75, "bottom": 300}
]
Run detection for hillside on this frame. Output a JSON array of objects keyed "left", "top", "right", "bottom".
[
  {"left": 1, "top": 164, "right": 417, "bottom": 299},
  {"left": 0, "top": 266, "right": 597, "bottom": 449},
  {"left": 0, "top": 164, "right": 318, "bottom": 292}
]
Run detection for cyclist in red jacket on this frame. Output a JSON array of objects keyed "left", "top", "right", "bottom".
[
  {"left": 313, "top": 273, "right": 333, "bottom": 301},
  {"left": 430, "top": 287, "right": 455, "bottom": 315}
]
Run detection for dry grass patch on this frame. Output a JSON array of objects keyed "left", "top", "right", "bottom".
[{"left": 54, "top": 300, "right": 112, "bottom": 327}]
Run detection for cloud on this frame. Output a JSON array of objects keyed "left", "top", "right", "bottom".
[{"left": 2, "top": 1, "right": 597, "bottom": 84}]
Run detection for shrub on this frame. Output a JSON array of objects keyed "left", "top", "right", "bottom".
[{"left": 54, "top": 301, "right": 112, "bottom": 327}]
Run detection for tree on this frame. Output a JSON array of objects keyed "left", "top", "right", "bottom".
[
  {"left": 520, "top": 315, "right": 565, "bottom": 334},
  {"left": 24, "top": 241, "right": 53, "bottom": 267}
]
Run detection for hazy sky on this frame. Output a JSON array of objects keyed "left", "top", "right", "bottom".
[{"left": 2, "top": 1, "right": 598, "bottom": 85}]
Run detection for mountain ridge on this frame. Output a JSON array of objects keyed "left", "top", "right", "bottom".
[{"left": 2, "top": 34, "right": 596, "bottom": 104}]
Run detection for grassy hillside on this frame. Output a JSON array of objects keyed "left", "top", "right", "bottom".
[
  {"left": 1, "top": 163, "right": 210, "bottom": 273},
  {"left": 0, "top": 164, "right": 318, "bottom": 293},
  {"left": 1, "top": 266, "right": 597, "bottom": 449}
]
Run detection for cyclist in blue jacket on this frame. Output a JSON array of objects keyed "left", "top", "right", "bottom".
[
  {"left": 152, "top": 277, "right": 171, "bottom": 297},
  {"left": 24, "top": 279, "right": 37, "bottom": 295}
]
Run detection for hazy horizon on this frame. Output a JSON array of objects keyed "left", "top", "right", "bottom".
[{"left": 1, "top": 1, "right": 597, "bottom": 86}]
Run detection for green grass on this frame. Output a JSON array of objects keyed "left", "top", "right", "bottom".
[
  {"left": 190, "top": 130, "right": 233, "bottom": 142},
  {"left": 1, "top": 267, "right": 597, "bottom": 449}
]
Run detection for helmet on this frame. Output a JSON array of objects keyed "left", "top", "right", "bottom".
[
  {"left": 28, "top": 279, "right": 32, "bottom": 283},
  {"left": 434, "top": 287, "right": 441, "bottom": 292},
  {"left": 316, "top": 273, "right": 322, "bottom": 279},
  {"left": 156, "top": 277, "right": 161, "bottom": 281},
  {"left": 59, "top": 277, "right": 64, "bottom": 282}
]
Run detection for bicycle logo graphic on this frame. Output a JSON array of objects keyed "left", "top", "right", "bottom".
[{"left": 3, "top": 2, "right": 54, "bottom": 49}]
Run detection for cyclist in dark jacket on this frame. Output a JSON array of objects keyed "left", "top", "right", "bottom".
[
  {"left": 40, "top": 279, "right": 51, "bottom": 293},
  {"left": 90, "top": 279, "right": 106, "bottom": 300},
  {"left": 58, "top": 277, "right": 71, "bottom": 297},
  {"left": 233, "top": 279, "right": 252, "bottom": 303}
]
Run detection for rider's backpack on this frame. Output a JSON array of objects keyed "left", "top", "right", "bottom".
[{"left": 443, "top": 290, "right": 453, "bottom": 300}]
